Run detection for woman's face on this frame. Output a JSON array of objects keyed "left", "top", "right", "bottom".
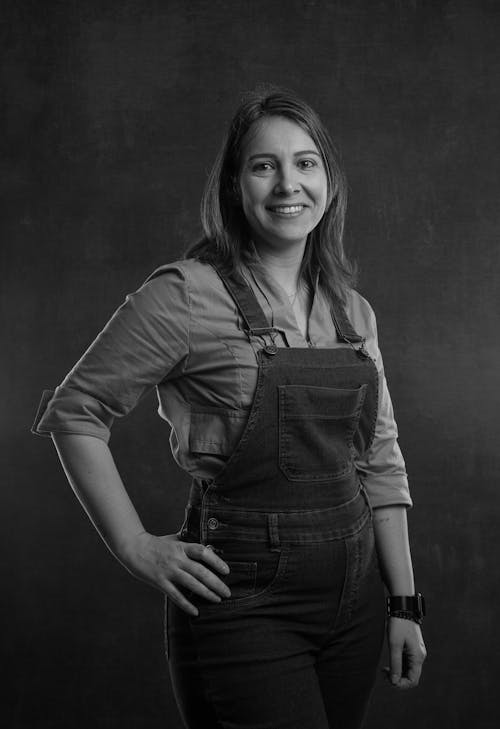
[{"left": 237, "top": 116, "right": 328, "bottom": 252}]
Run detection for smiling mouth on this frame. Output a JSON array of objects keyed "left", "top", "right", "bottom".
[{"left": 267, "top": 205, "right": 306, "bottom": 216}]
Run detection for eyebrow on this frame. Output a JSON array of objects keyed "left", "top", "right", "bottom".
[{"left": 247, "top": 150, "right": 321, "bottom": 161}]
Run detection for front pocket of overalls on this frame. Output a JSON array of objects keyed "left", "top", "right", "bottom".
[
  {"left": 278, "top": 384, "right": 368, "bottom": 481},
  {"left": 195, "top": 547, "right": 289, "bottom": 615},
  {"left": 224, "top": 561, "right": 257, "bottom": 599}
]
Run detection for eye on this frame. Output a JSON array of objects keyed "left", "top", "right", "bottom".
[
  {"left": 298, "top": 158, "right": 318, "bottom": 170},
  {"left": 252, "top": 161, "right": 274, "bottom": 172}
]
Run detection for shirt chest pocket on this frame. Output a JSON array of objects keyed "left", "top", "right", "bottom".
[
  {"left": 189, "top": 407, "right": 249, "bottom": 457},
  {"left": 278, "top": 384, "right": 368, "bottom": 482}
]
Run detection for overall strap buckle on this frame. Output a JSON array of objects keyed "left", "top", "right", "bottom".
[
  {"left": 329, "top": 298, "right": 369, "bottom": 358},
  {"left": 212, "top": 265, "right": 289, "bottom": 351}
]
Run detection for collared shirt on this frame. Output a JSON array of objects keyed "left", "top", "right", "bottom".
[{"left": 32, "top": 256, "right": 412, "bottom": 509}]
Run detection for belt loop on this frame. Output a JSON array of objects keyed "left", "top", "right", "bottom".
[
  {"left": 267, "top": 513, "right": 280, "bottom": 550},
  {"left": 200, "top": 483, "right": 214, "bottom": 546}
]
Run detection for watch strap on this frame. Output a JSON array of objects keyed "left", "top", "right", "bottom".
[{"left": 387, "top": 593, "right": 425, "bottom": 624}]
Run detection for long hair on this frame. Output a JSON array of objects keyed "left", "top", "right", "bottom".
[{"left": 185, "top": 84, "right": 357, "bottom": 303}]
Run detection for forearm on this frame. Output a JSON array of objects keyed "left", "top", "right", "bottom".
[
  {"left": 372, "top": 506, "right": 415, "bottom": 594},
  {"left": 51, "top": 432, "right": 145, "bottom": 563}
]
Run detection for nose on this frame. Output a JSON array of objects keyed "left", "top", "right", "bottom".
[{"left": 273, "top": 165, "right": 299, "bottom": 196}]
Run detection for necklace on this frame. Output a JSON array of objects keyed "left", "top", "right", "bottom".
[
  {"left": 286, "top": 281, "right": 310, "bottom": 307},
  {"left": 286, "top": 287, "right": 300, "bottom": 306}
]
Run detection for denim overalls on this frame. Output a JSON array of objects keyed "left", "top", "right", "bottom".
[{"left": 166, "top": 267, "right": 387, "bottom": 729}]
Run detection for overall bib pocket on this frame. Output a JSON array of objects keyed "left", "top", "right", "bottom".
[{"left": 278, "top": 384, "right": 368, "bottom": 482}]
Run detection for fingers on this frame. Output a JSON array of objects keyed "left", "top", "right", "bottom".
[
  {"left": 185, "top": 542, "right": 230, "bottom": 575},
  {"left": 126, "top": 534, "right": 233, "bottom": 614},
  {"left": 184, "top": 562, "right": 231, "bottom": 599},
  {"left": 385, "top": 620, "right": 427, "bottom": 690},
  {"left": 176, "top": 566, "right": 230, "bottom": 603},
  {"left": 160, "top": 555, "right": 230, "bottom": 618},
  {"left": 164, "top": 581, "right": 200, "bottom": 617},
  {"left": 384, "top": 666, "right": 421, "bottom": 690},
  {"left": 182, "top": 543, "right": 232, "bottom": 598},
  {"left": 383, "top": 664, "right": 418, "bottom": 690},
  {"left": 405, "top": 651, "right": 425, "bottom": 687},
  {"left": 401, "top": 631, "right": 427, "bottom": 689},
  {"left": 389, "top": 641, "right": 403, "bottom": 687},
  {"left": 159, "top": 540, "right": 231, "bottom": 615}
]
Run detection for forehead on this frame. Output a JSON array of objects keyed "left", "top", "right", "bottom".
[{"left": 240, "top": 116, "right": 319, "bottom": 158}]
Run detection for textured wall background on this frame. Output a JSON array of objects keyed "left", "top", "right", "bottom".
[{"left": 3, "top": 1, "right": 499, "bottom": 727}]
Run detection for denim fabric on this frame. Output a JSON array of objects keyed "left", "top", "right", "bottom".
[
  {"left": 166, "top": 500, "right": 385, "bottom": 729},
  {"left": 165, "top": 268, "right": 387, "bottom": 729},
  {"left": 278, "top": 383, "right": 368, "bottom": 482}
]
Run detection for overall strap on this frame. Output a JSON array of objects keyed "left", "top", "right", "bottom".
[
  {"left": 329, "top": 296, "right": 365, "bottom": 344},
  {"left": 212, "top": 263, "right": 366, "bottom": 348},
  {"left": 212, "top": 264, "right": 278, "bottom": 337}
]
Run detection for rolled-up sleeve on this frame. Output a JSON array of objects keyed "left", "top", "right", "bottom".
[
  {"left": 31, "top": 265, "right": 190, "bottom": 443},
  {"left": 352, "top": 299, "right": 413, "bottom": 509}
]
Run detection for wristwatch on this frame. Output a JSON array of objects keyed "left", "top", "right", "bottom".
[{"left": 387, "top": 593, "right": 426, "bottom": 625}]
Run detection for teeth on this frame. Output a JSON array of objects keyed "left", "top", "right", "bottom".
[{"left": 271, "top": 205, "right": 303, "bottom": 213}]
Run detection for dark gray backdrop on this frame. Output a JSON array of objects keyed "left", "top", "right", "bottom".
[{"left": 3, "top": 1, "right": 499, "bottom": 727}]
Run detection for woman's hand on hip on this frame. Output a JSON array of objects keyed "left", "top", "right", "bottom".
[
  {"left": 119, "top": 532, "right": 231, "bottom": 615},
  {"left": 384, "top": 618, "right": 427, "bottom": 689}
]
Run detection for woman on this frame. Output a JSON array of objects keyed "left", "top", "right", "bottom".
[{"left": 32, "top": 86, "right": 426, "bottom": 729}]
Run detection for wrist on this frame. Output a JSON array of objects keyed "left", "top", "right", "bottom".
[
  {"left": 114, "top": 529, "right": 150, "bottom": 565},
  {"left": 387, "top": 593, "right": 426, "bottom": 625}
]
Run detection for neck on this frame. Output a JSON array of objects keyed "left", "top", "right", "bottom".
[{"left": 252, "top": 238, "right": 306, "bottom": 293}]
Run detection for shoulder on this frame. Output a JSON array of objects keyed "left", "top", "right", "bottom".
[
  {"left": 127, "top": 258, "right": 227, "bottom": 322},
  {"left": 112, "top": 260, "right": 194, "bottom": 323},
  {"left": 131, "top": 258, "right": 218, "bottom": 302},
  {"left": 344, "top": 289, "right": 377, "bottom": 339},
  {"left": 142, "top": 258, "right": 221, "bottom": 293}
]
